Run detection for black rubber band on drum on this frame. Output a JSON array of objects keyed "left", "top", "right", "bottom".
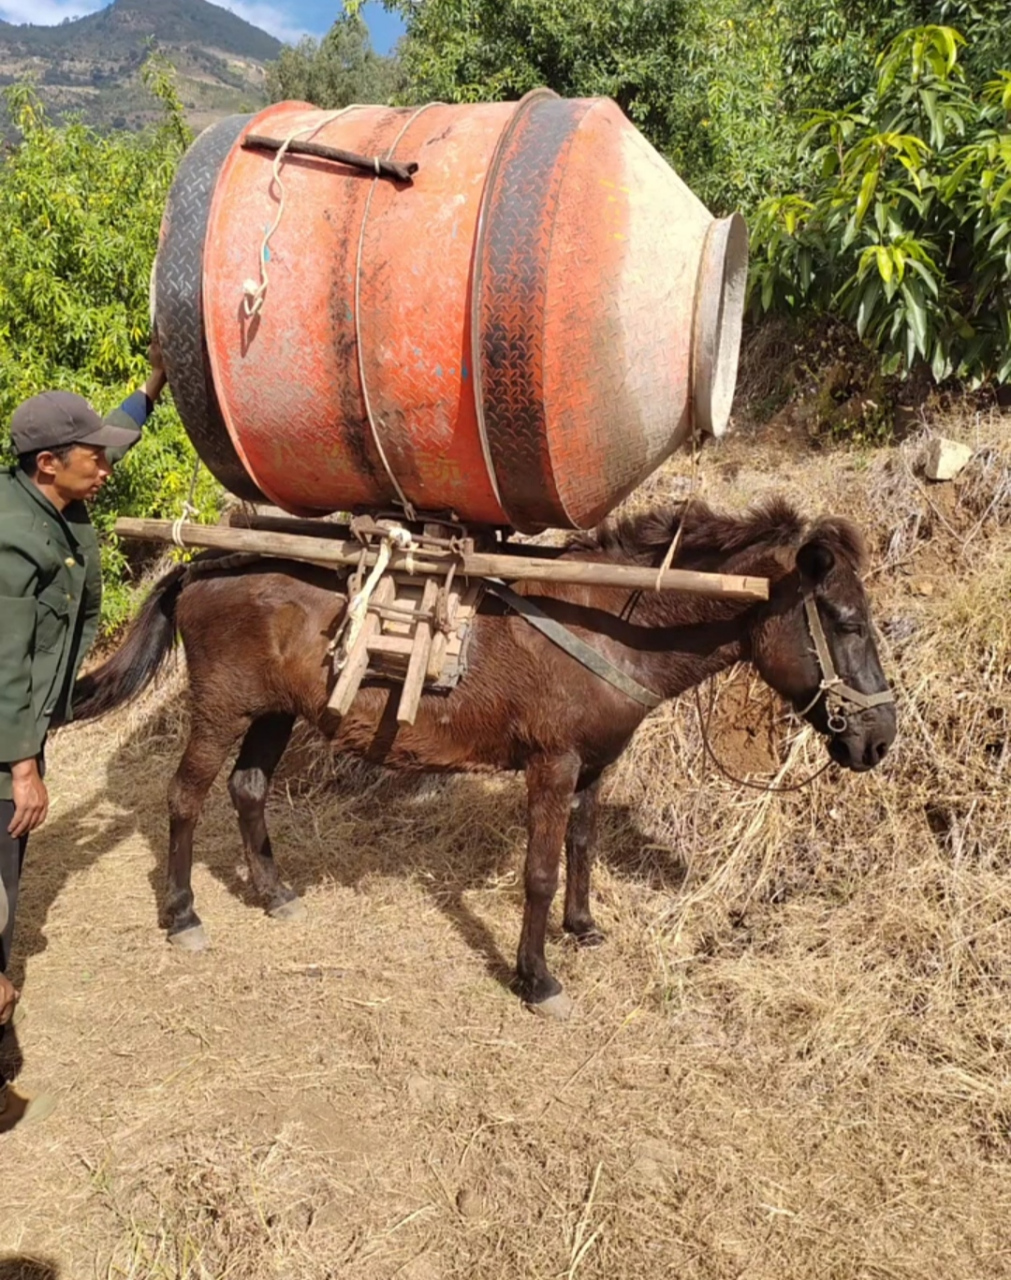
[{"left": 156, "top": 114, "right": 266, "bottom": 503}]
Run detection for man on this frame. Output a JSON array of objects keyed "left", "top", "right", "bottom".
[{"left": 0, "top": 340, "right": 167, "bottom": 1126}]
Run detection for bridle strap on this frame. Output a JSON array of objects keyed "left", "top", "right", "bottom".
[{"left": 801, "top": 593, "right": 895, "bottom": 731}]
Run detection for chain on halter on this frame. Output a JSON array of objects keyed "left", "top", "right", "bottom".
[{"left": 696, "top": 590, "right": 895, "bottom": 794}]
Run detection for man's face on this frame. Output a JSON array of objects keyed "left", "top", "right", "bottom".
[{"left": 41, "top": 444, "right": 113, "bottom": 502}]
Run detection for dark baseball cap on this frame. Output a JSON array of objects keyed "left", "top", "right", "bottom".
[{"left": 9, "top": 390, "right": 141, "bottom": 455}]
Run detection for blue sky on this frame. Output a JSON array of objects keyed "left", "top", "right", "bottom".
[{"left": 0, "top": 2, "right": 407, "bottom": 54}]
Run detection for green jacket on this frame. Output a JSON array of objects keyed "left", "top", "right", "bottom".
[{"left": 0, "top": 401, "right": 145, "bottom": 800}]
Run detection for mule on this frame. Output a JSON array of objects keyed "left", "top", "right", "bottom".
[{"left": 74, "top": 498, "right": 896, "bottom": 1016}]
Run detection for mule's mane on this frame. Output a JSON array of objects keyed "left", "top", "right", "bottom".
[{"left": 569, "top": 497, "right": 867, "bottom": 571}]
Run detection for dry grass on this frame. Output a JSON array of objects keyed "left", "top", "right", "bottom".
[{"left": 2, "top": 403, "right": 1011, "bottom": 1279}]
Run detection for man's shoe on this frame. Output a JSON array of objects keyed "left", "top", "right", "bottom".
[{"left": 0, "top": 1082, "right": 56, "bottom": 1133}]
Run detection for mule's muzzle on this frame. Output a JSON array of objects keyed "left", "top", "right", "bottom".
[{"left": 826, "top": 704, "right": 897, "bottom": 772}]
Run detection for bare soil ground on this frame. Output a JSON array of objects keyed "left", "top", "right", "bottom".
[{"left": 2, "top": 402, "right": 1010, "bottom": 1280}]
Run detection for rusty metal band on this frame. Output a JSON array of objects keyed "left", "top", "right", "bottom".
[
  {"left": 155, "top": 114, "right": 266, "bottom": 503},
  {"left": 472, "top": 91, "right": 591, "bottom": 533},
  {"left": 354, "top": 103, "right": 444, "bottom": 522}
]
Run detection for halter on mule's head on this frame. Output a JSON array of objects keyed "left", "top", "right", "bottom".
[
  {"left": 798, "top": 589, "right": 895, "bottom": 734},
  {"left": 754, "top": 521, "right": 896, "bottom": 772}
]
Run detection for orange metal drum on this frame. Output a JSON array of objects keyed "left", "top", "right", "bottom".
[{"left": 156, "top": 92, "right": 748, "bottom": 532}]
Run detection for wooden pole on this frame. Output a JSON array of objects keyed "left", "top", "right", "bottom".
[
  {"left": 114, "top": 518, "right": 769, "bottom": 602},
  {"left": 398, "top": 577, "right": 440, "bottom": 726},
  {"left": 224, "top": 509, "right": 570, "bottom": 558},
  {"left": 327, "top": 577, "right": 395, "bottom": 716}
]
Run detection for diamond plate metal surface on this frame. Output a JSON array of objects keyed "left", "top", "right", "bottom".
[{"left": 474, "top": 93, "right": 592, "bottom": 532}]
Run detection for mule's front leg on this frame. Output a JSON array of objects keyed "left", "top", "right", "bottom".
[
  {"left": 517, "top": 753, "right": 580, "bottom": 1017},
  {"left": 228, "top": 713, "right": 302, "bottom": 921},
  {"left": 564, "top": 775, "right": 605, "bottom": 946}
]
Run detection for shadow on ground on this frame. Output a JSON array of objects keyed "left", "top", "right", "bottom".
[{"left": 8, "top": 691, "right": 686, "bottom": 1019}]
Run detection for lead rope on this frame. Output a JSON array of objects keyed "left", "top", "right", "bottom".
[
  {"left": 694, "top": 681, "right": 833, "bottom": 794},
  {"left": 353, "top": 102, "right": 444, "bottom": 524}
]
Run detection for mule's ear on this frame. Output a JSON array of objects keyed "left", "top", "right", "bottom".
[{"left": 796, "top": 537, "right": 835, "bottom": 587}]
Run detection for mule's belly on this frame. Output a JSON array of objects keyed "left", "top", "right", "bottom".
[{"left": 320, "top": 684, "right": 522, "bottom": 774}]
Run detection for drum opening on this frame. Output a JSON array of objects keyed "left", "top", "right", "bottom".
[{"left": 692, "top": 212, "right": 749, "bottom": 438}]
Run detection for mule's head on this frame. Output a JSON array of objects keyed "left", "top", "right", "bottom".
[{"left": 751, "top": 519, "right": 896, "bottom": 771}]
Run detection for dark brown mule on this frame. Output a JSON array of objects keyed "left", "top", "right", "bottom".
[{"left": 74, "top": 498, "right": 896, "bottom": 1016}]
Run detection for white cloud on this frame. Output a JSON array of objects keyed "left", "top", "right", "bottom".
[
  {"left": 220, "top": 2, "right": 322, "bottom": 44},
  {"left": 0, "top": 0, "right": 100, "bottom": 22}
]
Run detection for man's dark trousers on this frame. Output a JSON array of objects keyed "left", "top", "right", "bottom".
[{"left": 0, "top": 799, "right": 26, "bottom": 1075}]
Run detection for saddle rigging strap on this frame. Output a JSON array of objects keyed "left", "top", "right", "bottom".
[{"left": 485, "top": 579, "right": 662, "bottom": 710}]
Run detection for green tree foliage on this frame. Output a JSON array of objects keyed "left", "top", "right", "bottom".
[
  {"left": 382, "top": 0, "right": 686, "bottom": 116},
  {"left": 782, "top": 0, "right": 1011, "bottom": 114},
  {"left": 266, "top": 13, "right": 404, "bottom": 109},
  {"left": 375, "top": 0, "right": 796, "bottom": 212},
  {"left": 0, "top": 57, "right": 219, "bottom": 630},
  {"left": 751, "top": 25, "right": 1011, "bottom": 385},
  {"left": 347, "top": 1, "right": 1011, "bottom": 391},
  {"left": 666, "top": 0, "right": 801, "bottom": 213},
  {"left": 373, "top": 0, "right": 1011, "bottom": 221}
]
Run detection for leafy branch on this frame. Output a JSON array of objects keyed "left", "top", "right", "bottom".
[{"left": 750, "top": 24, "right": 1011, "bottom": 386}]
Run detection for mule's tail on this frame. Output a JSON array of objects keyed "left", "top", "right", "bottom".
[{"left": 73, "top": 564, "right": 189, "bottom": 721}]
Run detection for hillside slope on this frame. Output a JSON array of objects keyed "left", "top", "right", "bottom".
[{"left": 0, "top": 0, "right": 284, "bottom": 132}]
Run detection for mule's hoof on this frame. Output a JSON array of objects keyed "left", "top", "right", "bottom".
[
  {"left": 269, "top": 896, "right": 306, "bottom": 923},
  {"left": 168, "top": 923, "right": 209, "bottom": 952},
  {"left": 525, "top": 991, "right": 574, "bottom": 1022},
  {"left": 573, "top": 928, "right": 606, "bottom": 949}
]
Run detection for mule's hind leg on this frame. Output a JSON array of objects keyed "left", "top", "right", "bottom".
[
  {"left": 227, "top": 713, "right": 301, "bottom": 921},
  {"left": 563, "top": 775, "right": 605, "bottom": 947},
  {"left": 166, "top": 712, "right": 248, "bottom": 950},
  {"left": 517, "top": 752, "right": 581, "bottom": 1018}
]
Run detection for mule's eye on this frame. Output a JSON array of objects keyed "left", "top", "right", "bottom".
[{"left": 839, "top": 621, "right": 867, "bottom": 638}]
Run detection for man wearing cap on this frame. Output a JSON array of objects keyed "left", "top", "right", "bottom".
[{"left": 0, "top": 341, "right": 167, "bottom": 1127}]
